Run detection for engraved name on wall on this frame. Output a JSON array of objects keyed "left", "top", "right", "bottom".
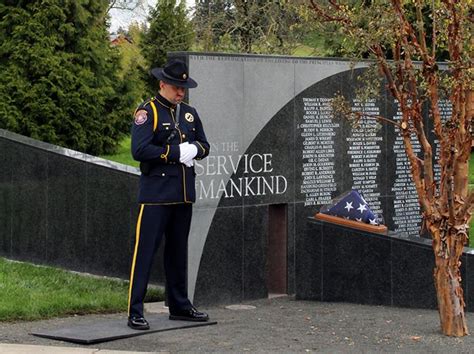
[{"left": 299, "top": 97, "right": 338, "bottom": 206}]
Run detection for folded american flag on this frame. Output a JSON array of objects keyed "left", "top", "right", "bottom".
[{"left": 320, "top": 190, "right": 382, "bottom": 225}]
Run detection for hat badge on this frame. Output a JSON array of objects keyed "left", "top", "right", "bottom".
[{"left": 182, "top": 73, "right": 187, "bottom": 79}]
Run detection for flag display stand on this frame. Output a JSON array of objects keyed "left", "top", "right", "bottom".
[{"left": 314, "top": 213, "right": 388, "bottom": 235}]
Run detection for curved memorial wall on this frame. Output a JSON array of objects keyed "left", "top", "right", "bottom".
[
  {"left": 176, "top": 53, "right": 449, "bottom": 306},
  {"left": 0, "top": 53, "right": 455, "bottom": 308}
]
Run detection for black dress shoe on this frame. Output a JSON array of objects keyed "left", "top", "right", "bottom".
[
  {"left": 127, "top": 316, "right": 150, "bottom": 330},
  {"left": 169, "top": 307, "right": 209, "bottom": 322}
]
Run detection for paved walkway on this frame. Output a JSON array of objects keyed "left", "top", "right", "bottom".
[{"left": 1, "top": 296, "right": 474, "bottom": 353}]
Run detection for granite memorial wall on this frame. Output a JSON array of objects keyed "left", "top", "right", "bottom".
[
  {"left": 175, "top": 52, "right": 449, "bottom": 306},
  {"left": 0, "top": 53, "right": 450, "bottom": 308}
]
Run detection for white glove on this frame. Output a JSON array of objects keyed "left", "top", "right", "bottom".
[
  {"left": 179, "top": 142, "right": 198, "bottom": 165},
  {"left": 183, "top": 159, "right": 194, "bottom": 167}
]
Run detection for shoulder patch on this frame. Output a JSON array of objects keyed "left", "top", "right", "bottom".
[{"left": 134, "top": 110, "right": 148, "bottom": 125}]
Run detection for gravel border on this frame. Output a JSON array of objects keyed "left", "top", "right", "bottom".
[{"left": 1, "top": 296, "right": 474, "bottom": 353}]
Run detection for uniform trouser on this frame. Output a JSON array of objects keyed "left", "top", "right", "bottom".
[{"left": 128, "top": 203, "right": 193, "bottom": 318}]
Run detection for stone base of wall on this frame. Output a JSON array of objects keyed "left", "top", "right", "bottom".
[{"left": 297, "top": 217, "right": 474, "bottom": 312}]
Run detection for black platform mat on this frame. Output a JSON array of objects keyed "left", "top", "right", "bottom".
[{"left": 30, "top": 314, "right": 217, "bottom": 344}]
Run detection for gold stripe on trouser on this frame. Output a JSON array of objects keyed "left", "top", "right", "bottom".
[{"left": 127, "top": 204, "right": 145, "bottom": 316}]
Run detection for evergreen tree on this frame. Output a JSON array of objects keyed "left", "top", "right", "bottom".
[
  {"left": 115, "top": 23, "right": 148, "bottom": 107},
  {"left": 193, "top": 0, "right": 235, "bottom": 52},
  {"left": 140, "top": 0, "right": 193, "bottom": 94},
  {"left": 192, "top": 0, "right": 308, "bottom": 54},
  {"left": 0, "top": 0, "right": 139, "bottom": 155}
]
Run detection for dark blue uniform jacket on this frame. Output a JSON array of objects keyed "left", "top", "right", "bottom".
[{"left": 131, "top": 94, "right": 210, "bottom": 204}]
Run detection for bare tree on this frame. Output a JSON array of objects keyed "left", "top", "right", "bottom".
[
  {"left": 107, "top": 0, "right": 148, "bottom": 14},
  {"left": 309, "top": 0, "right": 473, "bottom": 336}
]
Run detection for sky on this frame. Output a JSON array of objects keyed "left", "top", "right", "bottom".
[{"left": 109, "top": 0, "right": 195, "bottom": 33}]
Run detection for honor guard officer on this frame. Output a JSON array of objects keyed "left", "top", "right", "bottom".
[{"left": 127, "top": 59, "right": 210, "bottom": 330}]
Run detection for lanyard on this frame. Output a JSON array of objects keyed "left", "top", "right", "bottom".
[{"left": 174, "top": 104, "right": 181, "bottom": 129}]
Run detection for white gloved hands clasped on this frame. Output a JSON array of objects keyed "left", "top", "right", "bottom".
[{"left": 179, "top": 142, "right": 198, "bottom": 167}]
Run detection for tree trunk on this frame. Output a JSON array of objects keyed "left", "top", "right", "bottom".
[{"left": 432, "top": 227, "right": 469, "bottom": 336}]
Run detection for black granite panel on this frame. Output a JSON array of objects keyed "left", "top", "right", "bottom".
[
  {"left": 391, "top": 238, "right": 437, "bottom": 309},
  {"left": 214, "top": 162, "right": 244, "bottom": 209},
  {"left": 382, "top": 95, "right": 399, "bottom": 230},
  {"left": 243, "top": 205, "right": 268, "bottom": 300},
  {"left": 299, "top": 219, "right": 474, "bottom": 312},
  {"left": 383, "top": 96, "right": 425, "bottom": 236},
  {"left": 0, "top": 130, "right": 147, "bottom": 281},
  {"left": 193, "top": 206, "right": 243, "bottom": 306},
  {"left": 85, "top": 166, "right": 139, "bottom": 279},
  {"left": 295, "top": 215, "right": 322, "bottom": 300},
  {"left": 321, "top": 221, "right": 392, "bottom": 306},
  {"left": 466, "top": 252, "right": 474, "bottom": 312},
  {"left": 294, "top": 74, "right": 346, "bottom": 207},
  {"left": 242, "top": 100, "right": 295, "bottom": 206},
  {"left": 376, "top": 88, "right": 392, "bottom": 226},
  {"left": 337, "top": 70, "right": 362, "bottom": 194},
  {"left": 392, "top": 239, "right": 468, "bottom": 311},
  {"left": 0, "top": 139, "right": 12, "bottom": 256},
  {"left": 10, "top": 144, "right": 48, "bottom": 262},
  {"left": 46, "top": 155, "right": 88, "bottom": 271},
  {"left": 460, "top": 253, "right": 467, "bottom": 311},
  {"left": 0, "top": 129, "right": 139, "bottom": 175},
  {"left": 294, "top": 203, "right": 324, "bottom": 297},
  {"left": 340, "top": 70, "right": 387, "bottom": 221},
  {"left": 286, "top": 202, "right": 296, "bottom": 295}
]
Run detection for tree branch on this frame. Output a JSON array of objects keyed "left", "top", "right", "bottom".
[
  {"left": 309, "top": 0, "right": 351, "bottom": 24},
  {"left": 415, "top": 0, "right": 429, "bottom": 55}
]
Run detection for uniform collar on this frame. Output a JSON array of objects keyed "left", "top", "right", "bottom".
[{"left": 155, "top": 93, "right": 176, "bottom": 109}]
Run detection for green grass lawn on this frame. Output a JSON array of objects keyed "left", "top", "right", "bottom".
[
  {"left": 100, "top": 136, "right": 139, "bottom": 168},
  {"left": 0, "top": 258, "right": 163, "bottom": 322}
]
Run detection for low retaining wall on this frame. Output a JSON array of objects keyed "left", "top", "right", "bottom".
[
  {"left": 0, "top": 129, "right": 165, "bottom": 283},
  {"left": 297, "top": 217, "right": 474, "bottom": 312}
]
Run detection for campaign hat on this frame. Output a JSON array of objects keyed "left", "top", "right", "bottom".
[{"left": 151, "top": 59, "right": 198, "bottom": 88}]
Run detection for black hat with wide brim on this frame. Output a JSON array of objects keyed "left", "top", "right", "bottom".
[{"left": 151, "top": 59, "right": 198, "bottom": 88}]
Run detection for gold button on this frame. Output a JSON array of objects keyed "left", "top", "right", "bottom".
[{"left": 182, "top": 134, "right": 186, "bottom": 138}]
